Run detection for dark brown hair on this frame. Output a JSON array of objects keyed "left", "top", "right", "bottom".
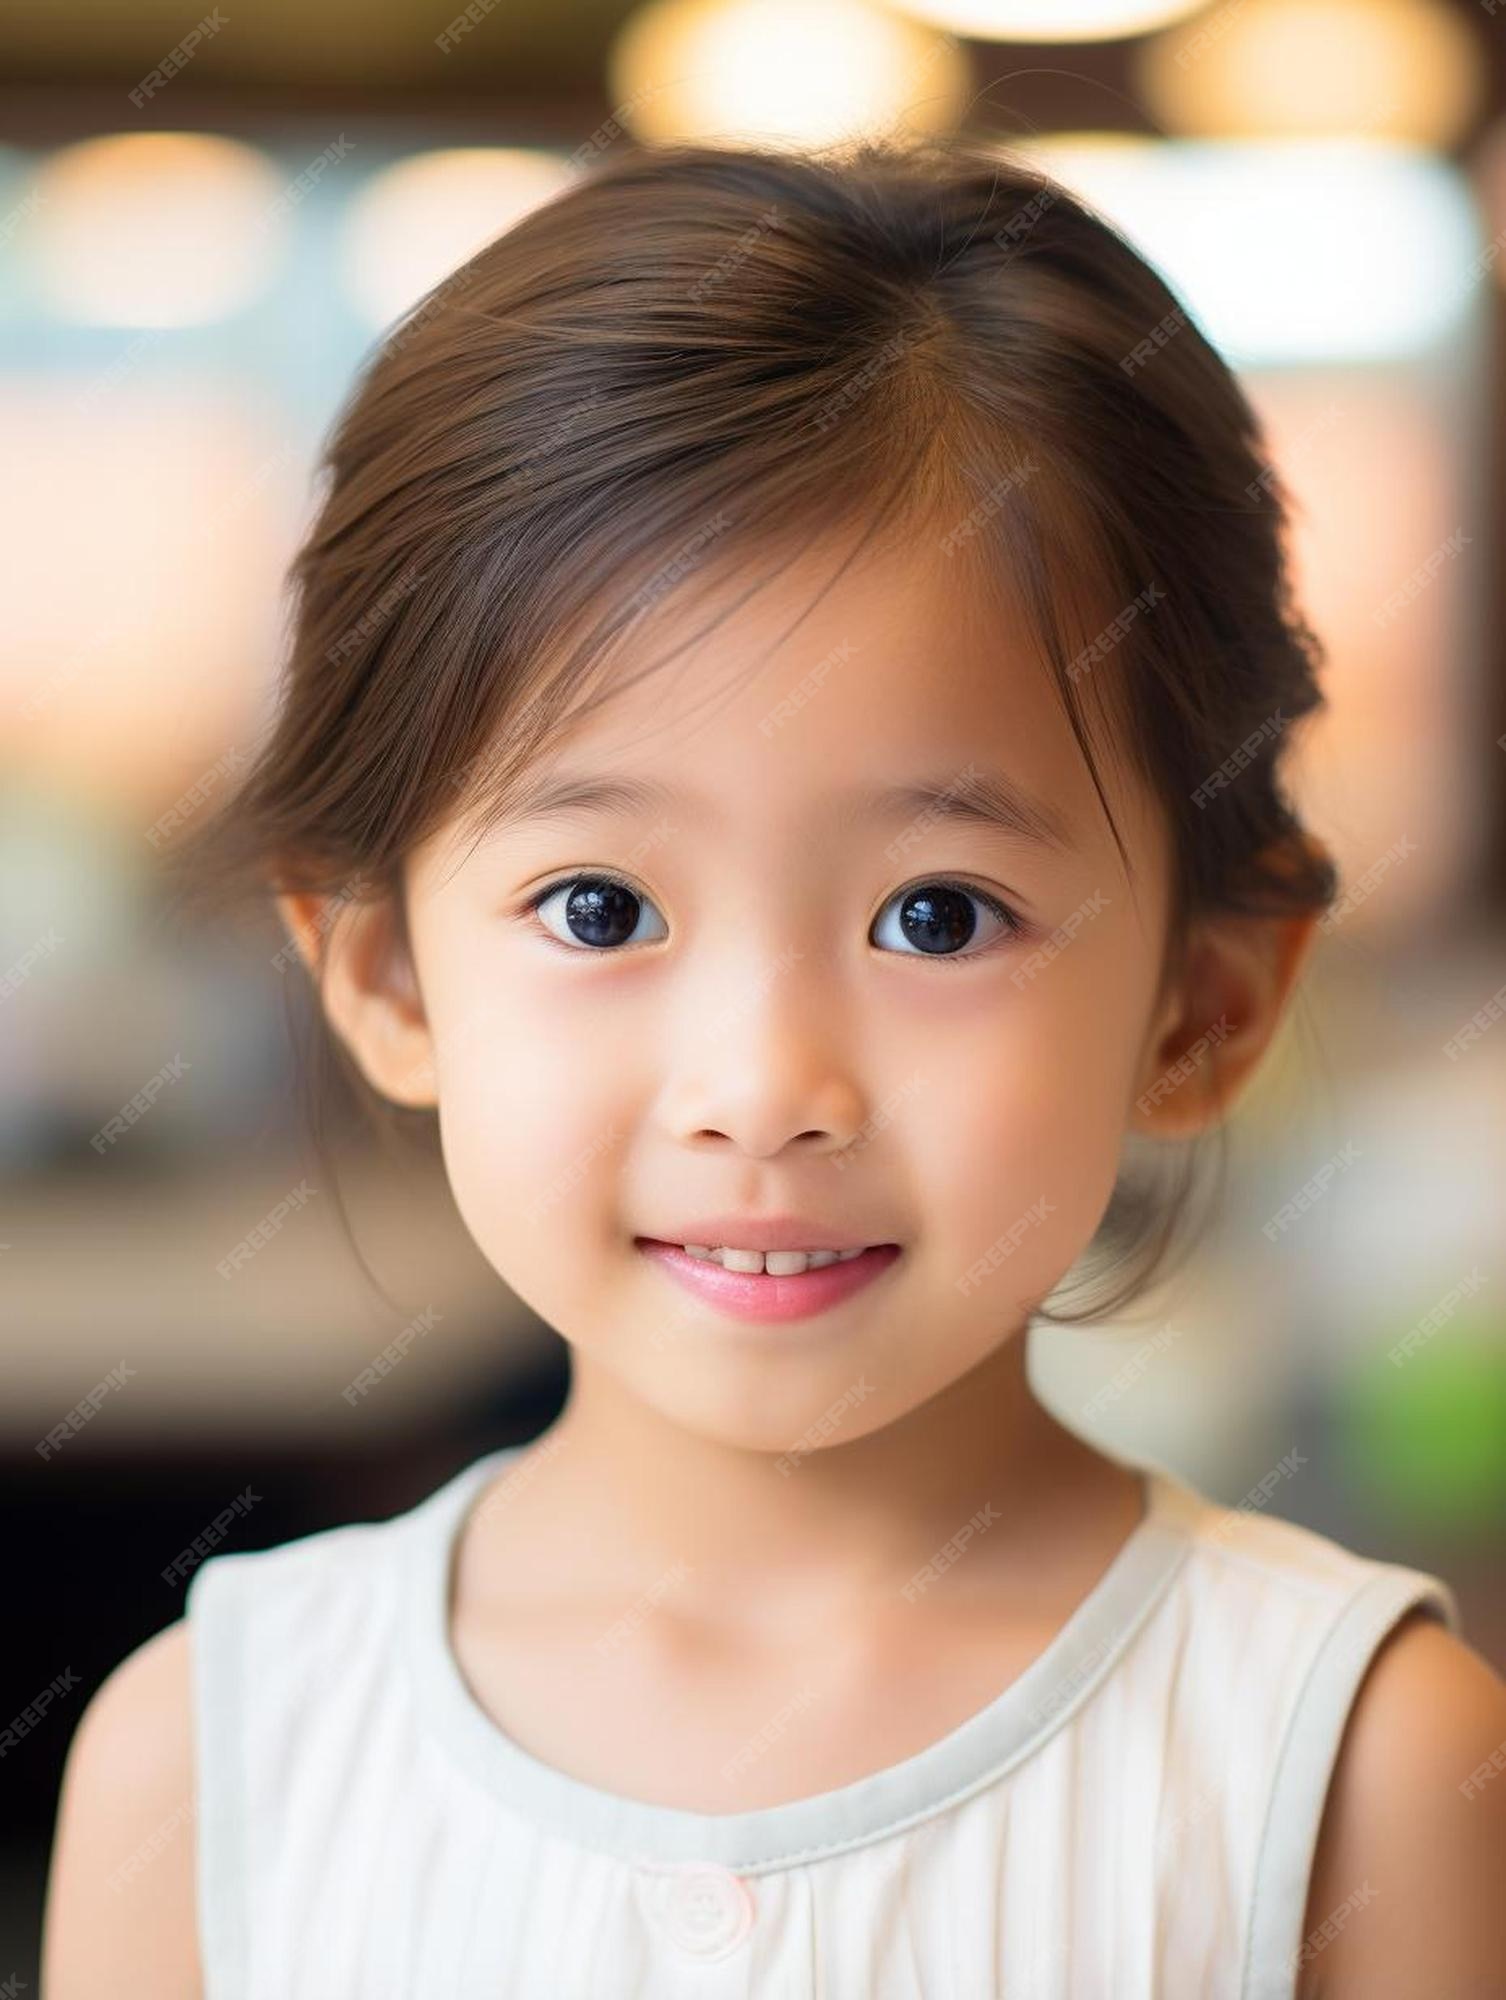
[{"left": 169, "top": 132, "right": 1339, "bottom": 1327}]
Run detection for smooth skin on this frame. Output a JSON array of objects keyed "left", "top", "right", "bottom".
[{"left": 42, "top": 527, "right": 1506, "bottom": 1996}]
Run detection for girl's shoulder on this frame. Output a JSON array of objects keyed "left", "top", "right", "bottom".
[
  {"left": 41, "top": 1475, "right": 440, "bottom": 1998},
  {"left": 43, "top": 1464, "right": 471, "bottom": 1997},
  {"left": 42, "top": 1616, "right": 201, "bottom": 1998},
  {"left": 1143, "top": 1461, "right": 1505, "bottom": 1999},
  {"left": 1295, "top": 1604, "right": 1506, "bottom": 1998},
  {"left": 1147, "top": 1454, "right": 1454, "bottom": 1603}
]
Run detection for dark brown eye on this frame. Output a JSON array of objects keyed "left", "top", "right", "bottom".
[
  {"left": 528, "top": 875, "right": 668, "bottom": 951},
  {"left": 871, "top": 881, "right": 1023, "bottom": 958}
]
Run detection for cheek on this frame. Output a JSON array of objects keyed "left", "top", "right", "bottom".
[
  {"left": 421, "top": 957, "right": 629, "bottom": 1287},
  {"left": 434, "top": 1066, "right": 628, "bottom": 1336},
  {"left": 915, "top": 973, "right": 1141, "bottom": 1299}
]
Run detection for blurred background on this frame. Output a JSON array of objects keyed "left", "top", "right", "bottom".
[{"left": 3, "top": 0, "right": 1505, "bottom": 1975}]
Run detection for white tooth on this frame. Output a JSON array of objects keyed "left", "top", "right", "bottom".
[
  {"left": 763, "top": 1250, "right": 812, "bottom": 1277},
  {"left": 676, "top": 1244, "right": 872, "bottom": 1272},
  {"left": 719, "top": 1248, "right": 766, "bottom": 1274}
]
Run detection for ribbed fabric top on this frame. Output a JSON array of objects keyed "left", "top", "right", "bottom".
[{"left": 185, "top": 1442, "right": 1460, "bottom": 2000}]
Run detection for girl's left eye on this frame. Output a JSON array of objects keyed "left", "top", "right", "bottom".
[
  {"left": 871, "top": 880, "right": 1028, "bottom": 959},
  {"left": 522, "top": 874, "right": 1028, "bottom": 959}
]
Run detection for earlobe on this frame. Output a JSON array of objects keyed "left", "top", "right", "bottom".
[
  {"left": 1130, "top": 906, "right": 1322, "bottom": 1142},
  {"left": 273, "top": 888, "right": 439, "bottom": 1110}
]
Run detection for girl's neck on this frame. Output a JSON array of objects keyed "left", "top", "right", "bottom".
[{"left": 481, "top": 1330, "right": 1140, "bottom": 1626}]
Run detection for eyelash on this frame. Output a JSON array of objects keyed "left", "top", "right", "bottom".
[{"left": 517, "top": 873, "right": 1032, "bottom": 960}]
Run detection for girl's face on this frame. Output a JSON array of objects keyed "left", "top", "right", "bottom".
[{"left": 380, "top": 530, "right": 1192, "bottom": 1454}]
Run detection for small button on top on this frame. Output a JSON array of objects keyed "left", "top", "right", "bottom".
[{"left": 657, "top": 1862, "right": 756, "bottom": 1958}]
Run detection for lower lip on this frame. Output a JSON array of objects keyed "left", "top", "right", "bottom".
[{"left": 634, "top": 1240, "right": 902, "bottom": 1323}]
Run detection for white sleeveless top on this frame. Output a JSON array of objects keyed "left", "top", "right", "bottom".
[{"left": 184, "top": 1442, "right": 1459, "bottom": 1999}]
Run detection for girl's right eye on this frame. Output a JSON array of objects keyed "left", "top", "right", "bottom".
[{"left": 525, "top": 874, "right": 668, "bottom": 952}]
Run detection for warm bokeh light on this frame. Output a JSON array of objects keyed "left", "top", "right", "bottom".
[
  {"left": 30, "top": 132, "right": 287, "bottom": 326},
  {"left": 0, "top": 383, "right": 292, "bottom": 809},
  {"left": 886, "top": 0, "right": 1207, "bottom": 41},
  {"left": 340, "top": 146, "right": 576, "bottom": 329},
  {"left": 1266, "top": 378, "right": 1479, "bottom": 927},
  {"left": 607, "top": 0, "right": 971, "bottom": 148},
  {"left": 1018, "top": 134, "right": 1483, "bottom": 363},
  {"left": 1137, "top": 0, "right": 1485, "bottom": 148}
]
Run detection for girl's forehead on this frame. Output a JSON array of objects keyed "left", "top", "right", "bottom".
[
  {"left": 560, "top": 540, "right": 1064, "bottom": 744},
  {"left": 541, "top": 533, "right": 1084, "bottom": 778},
  {"left": 420, "top": 527, "right": 1161, "bottom": 889}
]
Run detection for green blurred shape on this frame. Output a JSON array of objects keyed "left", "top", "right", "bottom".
[{"left": 1337, "top": 1311, "right": 1506, "bottom": 1532}]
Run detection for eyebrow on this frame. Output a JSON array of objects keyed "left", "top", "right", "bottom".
[{"left": 490, "top": 765, "right": 1079, "bottom": 855}]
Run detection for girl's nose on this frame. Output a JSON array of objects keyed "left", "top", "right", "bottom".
[{"left": 654, "top": 986, "right": 871, "bottom": 1162}]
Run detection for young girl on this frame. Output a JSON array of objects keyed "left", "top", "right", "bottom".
[{"left": 43, "top": 136, "right": 1504, "bottom": 1999}]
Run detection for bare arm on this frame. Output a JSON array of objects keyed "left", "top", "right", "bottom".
[
  {"left": 1297, "top": 1608, "right": 1506, "bottom": 2000},
  {"left": 40, "top": 1618, "right": 204, "bottom": 2000}
]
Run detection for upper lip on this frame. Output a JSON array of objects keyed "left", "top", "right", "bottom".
[{"left": 636, "top": 1215, "right": 894, "bottom": 1253}]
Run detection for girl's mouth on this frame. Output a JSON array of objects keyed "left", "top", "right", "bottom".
[{"left": 633, "top": 1238, "right": 902, "bottom": 1324}]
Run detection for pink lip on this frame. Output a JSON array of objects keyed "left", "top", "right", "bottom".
[{"left": 634, "top": 1239, "right": 902, "bottom": 1323}]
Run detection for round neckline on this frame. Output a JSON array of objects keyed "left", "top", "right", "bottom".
[{"left": 403, "top": 1441, "right": 1192, "bottom": 1874}]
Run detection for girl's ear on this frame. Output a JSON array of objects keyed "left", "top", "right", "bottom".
[
  {"left": 274, "top": 890, "right": 438, "bottom": 1109},
  {"left": 1129, "top": 894, "right": 1324, "bottom": 1143}
]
